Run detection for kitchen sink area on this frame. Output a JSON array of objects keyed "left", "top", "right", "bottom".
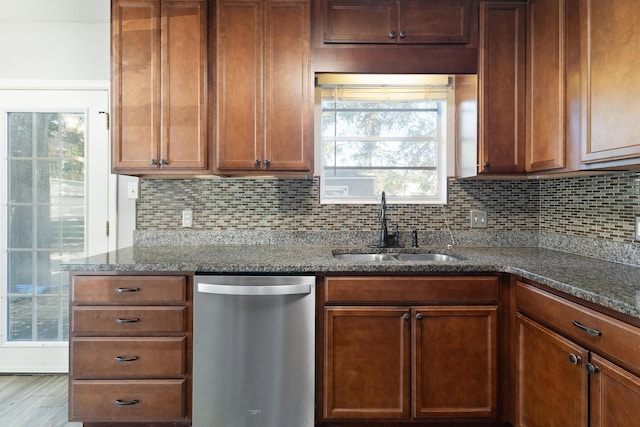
[{"left": 332, "top": 251, "right": 463, "bottom": 263}]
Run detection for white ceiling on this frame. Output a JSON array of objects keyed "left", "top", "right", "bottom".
[{"left": 0, "top": 0, "right": 109, "bottom": 23}]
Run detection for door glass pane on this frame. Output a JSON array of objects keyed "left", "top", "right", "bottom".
[{"left": 6, "top": 112, "right": 85, "bottom": 342}]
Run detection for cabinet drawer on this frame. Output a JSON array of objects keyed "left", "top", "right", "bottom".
[
  {"left": 324, "top": 276, "right": 498, "bottom": 304},
  {"left": 72, "top": 275, "right": 186, "bottom": 304},
  {"left": 516, "top": 281, "right": 640, "bottom": 371},
  {"left": 72, "top": 337, "right": 186, "bottom": 378},
  {"left": 70, "top": 379, "right": 186, "bottom": 422},
  {"left": 71, "top": 306, "right": 187, "bottom": 334}
]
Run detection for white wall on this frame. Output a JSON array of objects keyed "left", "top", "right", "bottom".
[
  {"left": 0, "top": 0, "right": 110, "bottom": 80},
  {"left": 0, "top": 0, "right": 136, "bottom": 248}
]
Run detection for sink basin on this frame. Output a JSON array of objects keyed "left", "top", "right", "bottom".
[
  {"left": 333, "top": 252, "right": 461, "bottom": 262},
  {"left": 333, "top": 253, "right": 400, "bottom": 262},
  {"left": 394, "top": 253, "right": 460, "bottom": 262}
]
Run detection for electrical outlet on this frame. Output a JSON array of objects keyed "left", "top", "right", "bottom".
[
  {"left": 127, "top": 182, "right": 138, "bottom": 199},
  {"left": 470, "top": 210, "right": 488, "bottom": 229},
  {"left": 635, "top": 216, "right": 640, "bottom": 241},
  {"left": 182, "top": 210, "right": 193, "bottom": 228}
]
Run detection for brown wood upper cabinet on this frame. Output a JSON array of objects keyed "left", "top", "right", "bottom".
[
  {"left": 579, "top": 0, "right": 640, "bottom": 167},
  {"left": 323, "top": 0, "right": 473, "bottom": 44},
  {"left": 215, "top": 0, "right": 312, "bottom": 174},
  {"left": 476, "top": 1, "right": 525, "bottom": 174},
  {"left": 525, "top": 0, "right": 566, "bottom": 172},
  {"left": 111, "top": 0, "right": 208, "bottom": 175}
]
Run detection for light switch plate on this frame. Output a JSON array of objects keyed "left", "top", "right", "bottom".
[
  {"left": 635, "top": 216, "right": 640, "bottom": 241},
  {"left": 470, "top": 210, "right": 488, "bottom": 229},
  {"left": 127, "top": 182, "right": 138, "bottom": 200}
]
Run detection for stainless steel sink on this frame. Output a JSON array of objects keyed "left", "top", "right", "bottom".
[
  {"left": 394, "top": 253, "right": 460, "bottom": 262},
  {"left": 333, "top": 252, "right": 461, "bottom": 262},
  {"left": 333, "top": 253, "right": 400, "bottom": 262}
]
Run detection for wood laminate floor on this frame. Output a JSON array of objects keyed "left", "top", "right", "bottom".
[{"left": 0, "top": 375, "right": 81, "bottom": 427}]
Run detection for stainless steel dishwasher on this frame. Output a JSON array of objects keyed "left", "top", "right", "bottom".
[{"left": 193, "top": 275, "right": 315, "bottom": 427}]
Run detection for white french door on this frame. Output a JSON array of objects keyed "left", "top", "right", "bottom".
[{"left": 0, "top": 88, "right": 114, "bottom": 373}]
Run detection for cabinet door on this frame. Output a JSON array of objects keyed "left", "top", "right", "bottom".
[
  {"left": 323, "top": 306, "right": 411, "bottom": 419},
  {"left": 264, "top": 0, "right": 312, "bottom": 172},
  {"left": 216, "top": 0, "right": 263, "bottom": 170},
  {"left": 112, "top": 0, "right": 161, "bottom": 171},
  {"left": 478, "top": 1, "right": 525, "bottom": 174},
  {"left": 399, "top": 0, "right": 471, "bottom": 44},
  {"left": 160, "top": 0, "right": 208, "bottom": 170},
  {"left": 526, "top": 0, "right": 566, "bottom": 172},
  {"left": 413, "top": 305, "right": 498, "bottom": 418},
  {"left": 515, "top": 314, "right": 588, "bottom": 427},
  {"left": 580, "top": 0, "right": 640, "bottom": 165},
  {"left": 589, "top": 353, "right": 640, "bottom": 427},
  {"left": 324, "top": 0, "right": 397, "bottom": 43}
]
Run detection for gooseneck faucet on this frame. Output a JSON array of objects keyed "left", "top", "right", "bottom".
[{"left": 376, "top": 191, "right": 399, "bottom": 247}]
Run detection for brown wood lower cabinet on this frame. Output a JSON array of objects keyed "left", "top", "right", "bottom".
[
  {"left": 320, "top": 275, "right": 500, "bottom": 425},
  {"left": 515, "top": 281, "right": 640, "bottom": 427},
  {"left": 69, "top": 273, "right": 192, "bottom": 426},
  {"left": 515, "top": 313, "right": 589, "bottom": 427}
]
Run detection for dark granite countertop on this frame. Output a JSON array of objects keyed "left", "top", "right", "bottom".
[{"left": 62, "top": 245, "right": 640, "bottom": 320}]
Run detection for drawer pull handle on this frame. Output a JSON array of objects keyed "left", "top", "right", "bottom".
[
  {"left": 115, "top": 318, "right": 140, "bottom": 324},
  {"left": 115, "top": 356, "right": 139, "bottom": 362},
  {"left": 115, "top": 287, "right": 140, "bottom": 293},
  {"left": 115, "top": 399, "right": 139, "bottom": 406},
  {"left": 572, "top": 320, "right": 602, "bottom": 337}
]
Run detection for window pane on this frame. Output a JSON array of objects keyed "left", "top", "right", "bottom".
[
  {"left": 36, "top": 159, "right": 58, "bottom": 203},
  {"left": 36, "top": 297, "right": 60, "bottom": 340},
  {"left": 329, "top": 110, "right": 438, "bottom": 138},
  {"left": 8, "top": 251, "right": 33, "bottom": 294},
  {"left": 320, "top": 82, "right": 448, "bottom": 204},
  {"left": 8, "top": 159, "right": 33, "bottom": 203},
  {"left": 8, "top": 297, "right": 33, "bottom": 341},
  {"left": 9, "top": 206, "right": 33, "bottom": 248},
  {"left": 36, "top": 251, "right": 57, "bottom": 294},
  {"left": 8, "top": 113, "right": 33, "bottom": 157}
]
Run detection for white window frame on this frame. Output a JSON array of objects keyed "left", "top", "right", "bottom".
[{"left": 315, "top": 75, "right": 455, "bottom": 205}]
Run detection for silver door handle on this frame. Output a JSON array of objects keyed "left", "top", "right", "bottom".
[{"left": 197, "top": 282, "right": 312, "bottom": 296}]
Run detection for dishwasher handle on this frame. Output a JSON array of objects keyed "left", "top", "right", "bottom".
[{"left": 197, "top": 282, "right": 312, "bottom": 296}]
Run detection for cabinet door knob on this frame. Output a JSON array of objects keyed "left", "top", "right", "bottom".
[
  {"left": 265, "top": 159, "right": 271, "bottom": 167},
  {"left": 402, "top": 313, "right": 410, "bottom": 321},
  {"left": 150, "top": 159, "right": 158, "bottom": 165},
  {"left": 159, "top": 159, "right": 168, "bottom": 166},
  {"left": 255, "top": 159, "right": 261, "bottom": 167},
  {"left": 568, "top": 354, "right": 581, "bottom": 365},
  {"left": 483, "top": 161, "right": 491, "bottom": 168},
  {"left": 390, "top": 31, "right": 396, "bottom": 38},
  {"left": 416, "top": 313, "right": 424, "bottom": 320},
  {"left": 399, "top": 30, "right": 406, "bottom": 38},
  {"left": 586, "top": 363, "right": 600, "bottom": 375}
]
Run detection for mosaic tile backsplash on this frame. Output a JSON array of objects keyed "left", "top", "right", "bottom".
[
  {"left": 137, "top": 177, "right": 540, "bottom": 233},
  {"left": 136, "top": 171, "right": 639, "bottom": 264}
]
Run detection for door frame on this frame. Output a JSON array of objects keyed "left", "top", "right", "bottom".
[{"left": 0, "top": 79, "right": 115, "bottom": 373}]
